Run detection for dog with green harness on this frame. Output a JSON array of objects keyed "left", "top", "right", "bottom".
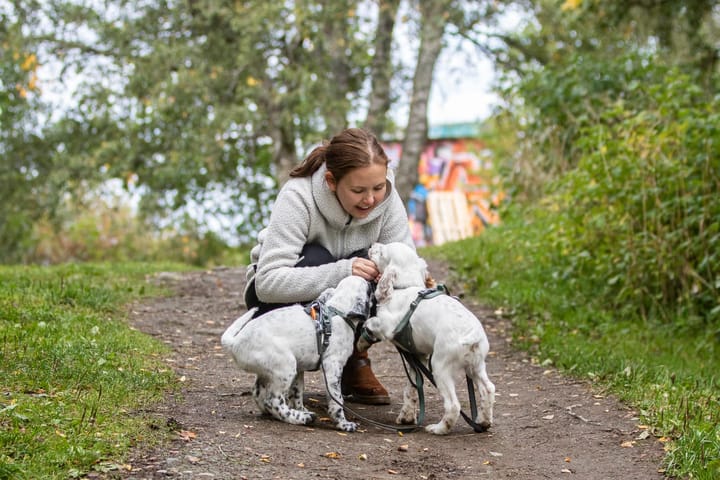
[{"left": 357, "top": 242, "right": 495, "bottom": 435}]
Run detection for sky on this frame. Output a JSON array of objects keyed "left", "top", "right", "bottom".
[{"left": 427, "top": 43, "right": 498, "bottom": 126}]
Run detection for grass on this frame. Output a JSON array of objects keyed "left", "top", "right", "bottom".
[
  {"left": 0, "top": 262, "right": 192, "bottom": 479},
  {"left": 423, "top": 213, "right": 720, "bottom": 479}
]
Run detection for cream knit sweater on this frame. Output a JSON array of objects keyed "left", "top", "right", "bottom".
[{"left": 245, "top": 163, "right": 414, "bottom": 304}]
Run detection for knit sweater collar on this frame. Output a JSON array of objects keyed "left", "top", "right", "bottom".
[{"left": 311, "top": 163, "right": 396, "bottom": 229}]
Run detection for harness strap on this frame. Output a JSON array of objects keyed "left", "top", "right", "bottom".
[
  {"left": 398, "top": 346, "right": 489, "bottom": 433},
  {"left": 392, "top": 284, "right": 449, "bottom": 354},
  {"left": 306, "top": 302, "right": 360, "bottom": 371}
]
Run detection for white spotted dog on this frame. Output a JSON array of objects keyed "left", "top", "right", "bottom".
[
  {"left": 357, "top": 242, "right": 495, "bottom": 435},
  {"left": 221, "top": 275, "right": 373, "bottom": 432}
]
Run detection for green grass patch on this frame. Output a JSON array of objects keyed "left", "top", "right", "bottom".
[
  {"left": 424, "top": 211, "right": 720, "bottom": 479},
  {"left": 0, "top": 262, "right": 192, "bottom": 479}
]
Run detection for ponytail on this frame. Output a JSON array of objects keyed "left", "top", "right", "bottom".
[
  {"left": 289, "top": 143, "right": 327, "bottom": 178},
  {"left": 290, "top": 128, "right": 387, "bottom": 181}
]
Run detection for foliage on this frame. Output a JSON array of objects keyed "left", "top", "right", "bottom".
[
  {"left": 547, "top": 68, "right": 719, "bottom": 327},
  {"left": 459, "top": 2, "right": 720, "bottom": 476},
  {"left": 425, "top": 209, "right": 720, "bottom": 478},
  {"left": 490, "top": 0, "right": 720, "bottom": 200},
  {"left": 12, "top": 0, "right": 379, "bottom": 245},
  {"left": 0, "top": 7, "right": 55, "bottom": 262},
  {"left": 0, "top": 262, "right": 188, "bottom": 479},
  {"left": 23, "top": 186, "right": 247, "bottom": 267}
]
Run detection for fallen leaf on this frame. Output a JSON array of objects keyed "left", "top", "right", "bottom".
[
  {"left": 297, "top": 463, "right": 305, "bottom": 468},
  {"left": 324, "top": 452, "right": 341, "bottom": 459},
  {"left": 358, "top": 454, "right": 368, "bottom": 461},
  {"left": 620, "top": 441, "right": 635, "bottom": 448},
  {"left": 177, "top": 430, "right": 197, "bottom": 441},
  {"left": 636, "top": 430, "right": 651, "bottom": 440},
  {"left": 398, "top": 444, "right": 409, "bottom": 452},
  {"left": 483, "top": 460, "right": 491, "bottom": 465},
  {"left": 658, "top": 436, "right": 672, "bottom": 443},
  {"left": 565, "top": 457, "right": 571, "bottom": 463},
  {"left": 260, "top": 454, "right": 271, "bottom": 463}
]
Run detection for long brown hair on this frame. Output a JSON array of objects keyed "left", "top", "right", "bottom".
[{"left": 289, "top": 128, "right": 389, "bottom": 182}]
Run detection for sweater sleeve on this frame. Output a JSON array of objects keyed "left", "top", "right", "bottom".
[{"left": 253, "top": 187, "right": 353, "bottom": 304}]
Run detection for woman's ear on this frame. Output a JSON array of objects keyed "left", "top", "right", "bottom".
[
  {"left": 375, "top": 267, "right": 398, "bottom": 303},
  {"left": 325, "top": 171, "right": 337, "bottom": 192}
]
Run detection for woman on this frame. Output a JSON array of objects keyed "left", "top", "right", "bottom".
[{"left": 244, "top": 127, "right": 415, "bottom": 405}]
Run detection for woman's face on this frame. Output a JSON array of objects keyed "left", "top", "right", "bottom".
[{"left": 326, "top": 163, "right": 388, "bottom": 219}]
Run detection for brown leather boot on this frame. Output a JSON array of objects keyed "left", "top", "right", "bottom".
[{"left": 341, "top": 349, "right": 391, "bottom": 405}]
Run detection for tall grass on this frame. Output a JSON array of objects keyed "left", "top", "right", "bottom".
[
  {"left": 426, "top": 208, "right": 720, "bottom": 479},
  {"left": 0, "top": 263, "right": 189, "bottom": 479}
]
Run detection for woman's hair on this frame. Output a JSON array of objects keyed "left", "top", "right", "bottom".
[{"left": 289, "top": 128, "right": 389, "bottom": 181}]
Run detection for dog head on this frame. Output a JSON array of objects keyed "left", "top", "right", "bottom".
[
  {"left": 369, "top": 242, "right": 429, "bottom": 303},
  {"left": 325, "top": 275, "right": 373, "bottom": 319}
]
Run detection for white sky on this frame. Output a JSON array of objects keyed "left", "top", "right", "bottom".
[{"left": 428, "top": 43, "right": 497, "bottom": 125}]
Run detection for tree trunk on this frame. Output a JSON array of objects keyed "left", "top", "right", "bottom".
[
  {"left": 364, "top": 0, "right": 400, "bottom": 138},
  {"left": 396, "top": 1, "right": 448, "bottom": 202}
]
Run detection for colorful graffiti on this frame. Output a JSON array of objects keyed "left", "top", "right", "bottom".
[{"left": 383, "top": 134, "right": 504, "bottom": 246}]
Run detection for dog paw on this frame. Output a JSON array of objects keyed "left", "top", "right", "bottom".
[
  {"left": 425, "top": 422, "right": 451, "bottom": 435},
  {"left": 395, "top": 413, "right": 417, "bottom": 425},
  {"left": 300, "top": 412, "right": 316, "bottom": 425},
  {"left": 337, "top": 421, "right": 358, "bottom": 432},
  {"left": 287, "top": 411, "right": 315, "bottom": 425}
]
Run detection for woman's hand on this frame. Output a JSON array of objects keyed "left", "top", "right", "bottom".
[{"left": 352, "top": 257, "right": 380, "bottom": 282}]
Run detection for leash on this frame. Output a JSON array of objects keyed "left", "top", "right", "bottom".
[
  {"left": 397, "top": 348, "right": 488, "bottom": 433},
  {"left": 391, "top": 284, "right": 488, "bottom": 433},
  {"left": 307, "top": 302, "right": 420, "bottom": 433}
]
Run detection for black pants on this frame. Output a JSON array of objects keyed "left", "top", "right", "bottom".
[{"left": 244, "top": 244, "right": 369, "bottom": 318}]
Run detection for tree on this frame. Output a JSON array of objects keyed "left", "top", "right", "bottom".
[
  {"left": 364, "top": 0, "right": 401, "bottom": 138},
  {"left": 396, "top": 0, "right": 449, "bottom": 201},
  {"left": 0, "top": 6, "right": 56, "bottom": 262}
]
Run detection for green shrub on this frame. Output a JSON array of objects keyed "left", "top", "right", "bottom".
[{"left": 548, "top": 70, "right": 719, "bottom": 328}]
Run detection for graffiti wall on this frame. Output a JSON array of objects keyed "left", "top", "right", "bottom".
[{"left": 383, "top": 134, "right": 504, "bottom": 246}]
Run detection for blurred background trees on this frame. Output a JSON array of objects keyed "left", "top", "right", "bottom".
[
  {"left": 1, "top": 0, "right": 506, "bottom": 263},
  {"left": 1, "top": 0, "right": 718, "bottom": 324}
]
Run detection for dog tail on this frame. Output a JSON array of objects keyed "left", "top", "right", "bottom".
[{"left": 220, "top": 308, "right": 258, "bottom": 349}]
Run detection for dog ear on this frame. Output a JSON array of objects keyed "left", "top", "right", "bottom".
[{"left": 375, "top": 267, "right": 398, "bottom": 303}]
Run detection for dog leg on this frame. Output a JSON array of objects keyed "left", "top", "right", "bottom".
[
  {"left": 322, "top": 358, "right": 358, "bottom": 432},
  {"left": 468, "top": 359, "right": 495, "bottom": 429},
  {"left": 254, "top": 357, "right": 316, "bottom": 426},
  {"left": 396, "top": 377, "right": 419, "bottom": 425},
  {"left": 252, "top": 377, "right": 270, "bottom": 415},
  {"left": 425, "top": 358, "right": 460, "bottom": 435},
  {"left": 261, "top": 375, "right": 316, "bottom": 426},
  {"left": 288, "top": 373, "right": 308, "bottom": 412}
]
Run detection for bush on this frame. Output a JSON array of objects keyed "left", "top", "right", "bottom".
[{"left": 545, "top": 69, "right": 719, "bottom": 328}]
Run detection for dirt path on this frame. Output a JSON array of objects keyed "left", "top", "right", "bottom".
[{"left": 106, "top": 260, "right": 667, "bottom": 479}]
